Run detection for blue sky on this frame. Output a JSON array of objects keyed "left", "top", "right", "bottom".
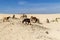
[{"left": 0, "top": 0, "right": 60, "bottom": 14}]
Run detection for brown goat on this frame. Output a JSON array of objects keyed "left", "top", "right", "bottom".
[
  {"left": 12, "top": 15, "right": 15, "bottom": 19},
  {"left": 3, "top": 16, "right": 10, "bottom": 22},
  {"left": 20, "top": 14, "right": 27, "bottom": 19},
  {"left": 30, "top": 16, "right": 40, "bottom": 24}
]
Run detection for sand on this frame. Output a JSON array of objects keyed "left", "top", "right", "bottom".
[{"left": 0, "top": 14, "right": 60, "bottom": 40}]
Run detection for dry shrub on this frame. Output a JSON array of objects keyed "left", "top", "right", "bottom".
[{"left": 46, "top": 19, "right": 50, "bottom": 23}]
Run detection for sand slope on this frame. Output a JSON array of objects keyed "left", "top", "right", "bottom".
[{"left": 0, "top": 14, "right": 60, "bottom": 40}]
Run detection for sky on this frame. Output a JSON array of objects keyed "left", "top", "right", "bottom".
[{"left": 0, "top": 0, "right": 60, "bottom": 14}]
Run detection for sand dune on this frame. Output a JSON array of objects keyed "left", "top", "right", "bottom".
[{"left": 0, "top": 14, "right": 60, "bottom": 40}]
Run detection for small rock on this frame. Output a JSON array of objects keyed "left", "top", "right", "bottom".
[{"left": 45, "top": 31, "right": 49, "bottom": 34}]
